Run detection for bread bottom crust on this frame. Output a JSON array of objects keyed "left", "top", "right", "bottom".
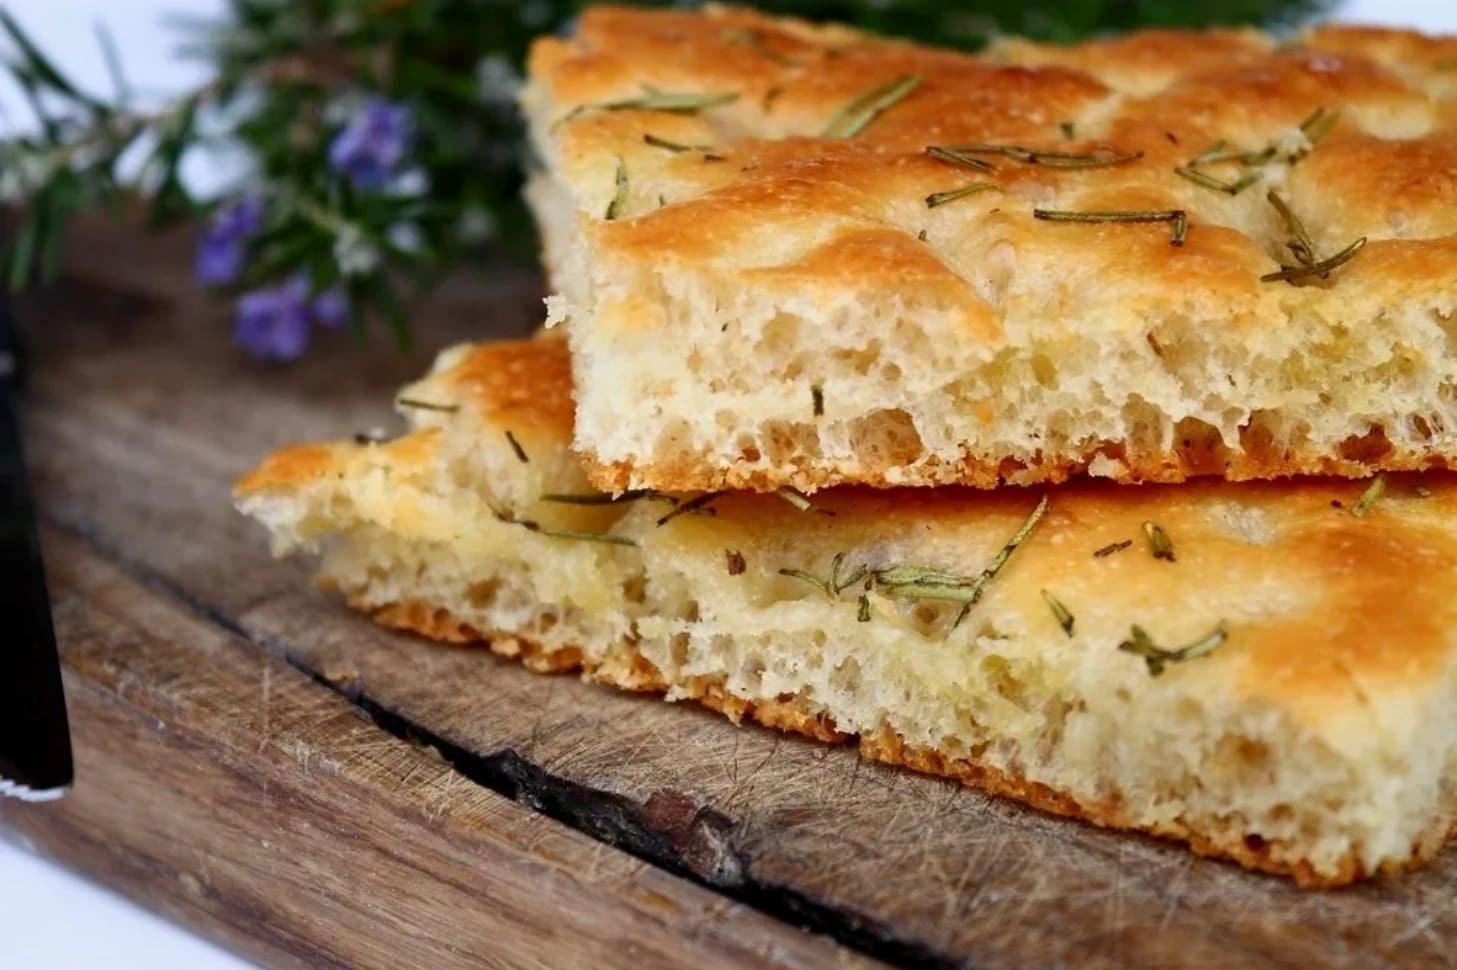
[
  {"left": 582, "top": 427, "right": 1454, "bottom": 494},
  {"left": 357, "top": 596, "right": 1456, "bottom": 889}
]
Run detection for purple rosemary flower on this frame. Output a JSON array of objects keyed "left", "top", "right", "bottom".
[
  {"left": 328, "top": 97, "right": 413, "bottom": 190},
  {"left": 310, "top": 286, "right": 349, "bottom": 329},
  {"left": 194, "top": 194, "right": 265, "bottom": 285},
  {"left": 235, "top": 277, "right": 344, "bottom": 361}
]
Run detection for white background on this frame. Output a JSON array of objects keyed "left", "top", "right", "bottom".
[{"left": 1, "top": 0, "right": 1454, "bottom": 967}]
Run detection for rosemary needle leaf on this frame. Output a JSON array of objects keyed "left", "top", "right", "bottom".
[
  {"left": 541, "top": 489, "right": 677, "bottom": 506},
  {"left": 774, "top": 486, "right": 816, "bottom": 512},
  {"left": 603, "top": 86, "right": 739, "bottom": 113},
  {"left": 924, "top": 145, "right": 997, "bottom": 172},
  {"left": 720, "top": 27, "right": 803, "bottom": 67},
  {"left": 1042, "top": 590, "right": 1075, "bottom": 636},
  {"left": 1059, "top": 121, "right": 1075, "bottom": 140},
  {"left": 1297, "top": 106, "right": 1339, "bottom": 148},
  {"left": 1351, "top": 474, "right": 1388, "bottom": 517},
  {"left": 1119, "top": 621, "right": 1229, "bottom": 677},
  {"left": 726, "top": 550, "right": 747, "bottom": 575},
  {"left": 822, "top": 74, "right": 920, "bottom": 138},
  {"left": 604, "top": 156, "right": 629, "bottom": 221},
  {"left": 944, "top": 143, "right": 1142, "bottom": 168},
  {"left": 811, "top": 384, "right": 824, "bottom": 417},
  {"left": 490, "top": 506, "right": 637, "bottom": 548},
  {"left": 643, "top": 133, "right": 713, "bottom": 153},
  {"left": 1093, "top": 539, "right": 1133, "bottom": 558},
  {"left": 857, "top": 594, "right": 872, "bottom": 622},
  {"left": 396, "top": 397, "right": 460, "bottom": 413},
  {"left": 526, "top": 524, "right": 639, "bottom": 547},
  {"left": 504, "top": 430, "right": 529, "bottom": 463},
  {"left": 779, "top": 567, "right": 835, "bottom": 598},
  {"left": 1174, "top": 166, "right": 1260, "bottom": 195},
  {"left": 1260, "top": 236, "right": 1366, "bottom": 284},
  {"left": 925, "top": 182, "right": 994, "bottom": 208},
  {"left": 1266, "top": 190, "right": 1316, "bottom": 266},
  {"left": 656, "top": 491, "right": 723, "bottom": 526},
  {"left": 1033, "top": 208, "right": 1188, "bottom": 247},
  {"left": 1142, "top": 521, "right": 1175, "bottom": 561}
]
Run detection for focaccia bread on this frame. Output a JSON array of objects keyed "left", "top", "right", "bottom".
[
  {"left": 236, "top": 336, "right": 1457, "bottom": 887},
  {"left": 522, "top": 6, "right": 1457, "bottom": 493}
]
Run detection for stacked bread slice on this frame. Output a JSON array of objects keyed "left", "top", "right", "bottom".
[{"left": 238, "top": 6, "right": 1457, "bottom": 885}]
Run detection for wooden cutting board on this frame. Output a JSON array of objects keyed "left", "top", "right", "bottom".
[{"left": 3, "top": 218, "right": 1454, "bottom": 970}]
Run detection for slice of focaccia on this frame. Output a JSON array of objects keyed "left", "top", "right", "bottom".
[
  {"left": 522, "top": 6, "right": 1457, "bottom": 493},
  {"left": 236, "top": 335, "right": 1457, "bottom": 888}
]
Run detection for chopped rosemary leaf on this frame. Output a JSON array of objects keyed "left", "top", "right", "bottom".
[
  {"left": 774, "top": 486, "right": 815, "bottom": 512},
  {"left": 811, "top": 384, "right": 824, "bottom": 417},
  {"left": 354, "top": 429, "right": 388, "bottom": 445},
  {"left": 490, "top": 506, "right": 638, "bottom": 548},
  {"left": 917, "top": 229, "right": 928, "bottom": 241},
  {"left": 549, "top": 104, "right": 586, "bottom": 131},
  {"left": 925, "top": 145, "right": 997, "bottom": 172},
  {"left": 925, "top": 182, "right": 994, "bottom": 208},
  {"left": 1093, "top": 539, "right": 1132, "bottom": 558},
  {"left": 1033, "top": 208, "right": 1188, "bottom": 246},
  {"left": 830, "top": 552, "right": 868, "bottom": 593},
  {"left": 881, "top": 493, "right": 1050, "bottom": 618},
  {"left": 541, "top": 489, "right": 677, "bottom": 506},
  {"left": 945, "top": 143, "right": 1143, "bottom": 169},
  {"left": 643, "top": 133, "right": 714, "bottom": 153},
  {"left": 1142, "top": 521, "right": 1175, "bottom": 561},
  {"left": 822, "top": 74, "right": 920, "bottom": 138},
  {"left": 1265, "top": 191, "right": 1317, "bottom": 267},
  {"left": 1297, "top": 106, "right": 1339, "bottom": 148},
  {"left": 779, "top": 567, "right": 835, "bottom": 598},
  {"left": 504, "top": 430, "right": 529, "bottom": 463},
  {"left": 604, "top": 157, "right": 628, "bottom": 221},
  {"left": 1188, "top": 139, "right": 1228, "bottom": 166},
  {"left": 656, "top": 491, "right": 724, "bottom": 526},
  {"left": 1119, "top": 621, "right": 1229, "bottom": 677},
  {"left": 726, "top": 549, "right": 747, "bottom": 575},
  {"left": 396, "top": 397, "right": 460, "bottom": 413},
  {"left": 1351, "top": 474, "right": 1388, "bottom": 517},
  {"left": 1059, "top": 121, "right": 1075, "bottom": 140},
  {"left": 719, "top": 27, "right": 803, "bottom": 67},
  {"left": 602, "top": 85, "right": 740, "bottom": 113},
  {"left": 857, "top": 595, "right": 872, "bottom": 622},
  {"left": 1042, "top": 590, "right": 1074, "bottom": 637},
  {"left": 1174, "top": 165, "right": 1259, "bottom": 195},
  {"left": 1260, "top": 236, "right": 1366, "bottom": 284}
]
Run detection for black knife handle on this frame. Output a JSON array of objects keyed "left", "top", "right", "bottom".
[{"left": 0, "top": 302, "right": 73, "bottom": 798}]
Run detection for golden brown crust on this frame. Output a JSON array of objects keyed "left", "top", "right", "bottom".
[{"left": 336, "top": 587, "right": 1454, "bottom": 888}]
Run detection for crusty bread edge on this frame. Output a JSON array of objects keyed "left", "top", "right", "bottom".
[
  {"left": 581, "top": 432, "right": 1456, "bottom": 494},
  {"left": 353, "top": 595, "right": 1456, "bottom": 890}
]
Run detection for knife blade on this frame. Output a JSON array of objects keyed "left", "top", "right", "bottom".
[{"left": 0, "top": 300, "right": 72, "bottom": 801}]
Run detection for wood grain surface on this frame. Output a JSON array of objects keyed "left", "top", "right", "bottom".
[{"left": 3, "top": 218, "right": 1456, "bottom": 969}]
